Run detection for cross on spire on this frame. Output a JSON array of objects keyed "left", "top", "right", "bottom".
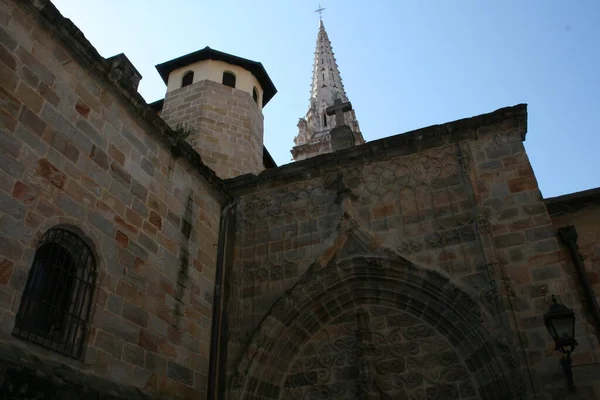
[
  {"left": 314, "top": 4, "right": 326, "bottom": 19},
  {"left": 326, "top": 98, "right": 353, "bottom": 128}
]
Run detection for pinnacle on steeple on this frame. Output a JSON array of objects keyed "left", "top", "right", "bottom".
[{"left": 291, "top": 17, "right": 364, "bottom": 161}]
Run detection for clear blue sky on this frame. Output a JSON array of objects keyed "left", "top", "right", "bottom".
[{"left": 52, "top": 0, "right": 599, "bottom": 198}]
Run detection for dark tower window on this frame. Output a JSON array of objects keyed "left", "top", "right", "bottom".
[
  {"left": 323, "top": 113, "right": 327, "bottom": 127},
  {"left": 252, "top": 87, "right": 259, "bottom": 104},
  {"left": 181, "top": 71, "right": 194, "bottom": 88},
  {"left": 222, "top": 71, "right": 236, "bottom": 88},
  {"left": 13, "top": 228, "right": 96, "bottom": 359}
]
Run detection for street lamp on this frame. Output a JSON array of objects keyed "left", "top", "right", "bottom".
[{"left": 543, "top": 295, "right": 578, "bottom": 392}]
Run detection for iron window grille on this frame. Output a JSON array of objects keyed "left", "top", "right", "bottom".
[{"left": 13, "top": 228, "right": 96, "bottom": 359}]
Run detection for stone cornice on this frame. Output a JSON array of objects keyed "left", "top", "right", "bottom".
[
  {"left": 227, "top": 104, "right": 528, "bottom": 194},
  {"left": 545, "top": 187, "right": 600, "bottom": 216},
  {"left": 22, "top": 0, "right": 233, "bottom": 204}
]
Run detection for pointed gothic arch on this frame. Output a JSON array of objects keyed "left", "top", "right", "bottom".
[{"left": 230, "top": 250, "right": 521, "bottom": 399}]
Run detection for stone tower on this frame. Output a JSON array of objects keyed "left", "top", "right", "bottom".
[
  {"left": 155, "top": 47, "right": 277, "bottom": 179},
  {"left": 291, "top": 20, "right": 365, "bottom": 161}
]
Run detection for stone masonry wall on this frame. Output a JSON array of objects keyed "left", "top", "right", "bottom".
[
  {"left": 0, "top": 1, "right": 223, "bottom": 398},
  {"left": 224, "top": 105, "right": 600, "bottom": 399},
  {"left": 223, "top": 107, "right": 530, "bottom": 398},
  {"left": 468, "top": 129, "right": 600, "bottom": 398},
  {"left": 160, "top": 79, "right": 264, "bottom": 179},
  {"left": 548, "top": 202, "right": 600, "bottom": 396}
]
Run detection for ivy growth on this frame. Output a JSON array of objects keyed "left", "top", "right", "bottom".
[{"left": 170, "top": 122, "right": 194, "bottom": 157}]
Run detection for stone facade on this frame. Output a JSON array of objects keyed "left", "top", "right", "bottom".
[
  {"left": 160, "top": 79, "right": 264, "bottom": 179},
  {"left": 0, "top": 0, "right": 227, "bottom": 398},
  {"left": 223, "top": 105, "right": 600, "bottom": 399},
  {"left": 0, "top": 1, "right": 599, "bottom": 399}
]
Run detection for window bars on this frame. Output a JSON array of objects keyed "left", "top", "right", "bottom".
[{"left": 13, "top": 228, "right": 96, "bottom": 359}]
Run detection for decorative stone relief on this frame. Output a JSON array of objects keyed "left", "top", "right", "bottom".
[{"left": 280, "top": 306, "right": 477, "bottom": 400}]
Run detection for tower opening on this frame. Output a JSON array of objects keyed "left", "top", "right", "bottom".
[
  {"left": 222, "top": 71, "right": 236, "bottom": 88},
  {"left": 181, "top": 71, "right": 194, "bottom": 87}
]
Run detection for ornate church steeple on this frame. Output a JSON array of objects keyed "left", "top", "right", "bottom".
[{"left": 291, "top": 17, "right": 364, "bottom": 161}]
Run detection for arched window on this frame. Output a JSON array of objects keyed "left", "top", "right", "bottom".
[
  {"left": 222, "top": 71, "right": 236, "bottom": 88},
  {"left": 323, "top": 113, "right": 327, "bottom": 127},
  {"left": 181, "top": 71, "right": 194, "bottom": 88},
  {"left": 13, "top": 228, "right": 96, "bottom": 359},
  {"left": 252, "top": 87, "right": 259, "bottom": 104}
]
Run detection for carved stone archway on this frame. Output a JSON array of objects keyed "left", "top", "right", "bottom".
[{"left": 230, "top": 254, "right": 521, "bottom": 399}]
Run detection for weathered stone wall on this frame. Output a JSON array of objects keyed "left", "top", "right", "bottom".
[
  {"left": 0, "top": 1, "right": 224, "bottom": 398},
  {"left": 223, "top": 107, "right": 528, "bottom": 398},
  {"left": 160, "top": 79, "right": 264, "bottom": 179},
  {"left": 547, "top": 198, "right": 600, "bottom": 397},
  {"left": 224, "top": 105, "right": 600, "bottom": 399},
  {"left": 468, "top": 132, "right": 600, "bottom": 398}
]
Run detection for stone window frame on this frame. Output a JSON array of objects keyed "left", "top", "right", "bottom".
[
  {"left": 222, "top": 70, "right": 236, "bottom": 88},
  {"left": 181, "top": 70, "right": 194, "bottom": 88},
  {"left": 12, "top": 227, "right": 97, "bottom": 359}
]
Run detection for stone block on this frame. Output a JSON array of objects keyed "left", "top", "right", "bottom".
[
  {"left": 0, "top": 130, "right": 21, "bottom": 159},
  {"left": 90, "top": 144, "right": 109, "bottom": 170},
  {"left": 532, "top": 264, "right": 563, "bottom": 282},
  {"left": 38, "top": 81, "right": 59, "bottom": 107},
  {"left": 533, "top": 239, "right": 559, "bottom": 253},
  {"left": 148, "top": 313, "right": 168, "bottom": 336},
  {"left": 0, "top": 214, "right": 31, "bottom": 243},
  {"left": 40, "top": 103, "right": 93, "bottom": 155},
  {"left": 15, "top": 46, "right": 55, "bottom": 86},
  {"left": 9, "top": 266, "right": 27, "bottom": 292},
  {"left": 75, "top": 118, "right": 106, "bottom": 149},
  {"left": 133, "top": 366, "right": 153, "bottom": 389},
  {"left": 138, "top": 232, "right": 158, "bottom": 254},
  {"left": 109, "top": 180, "right": 133, "bottom": 206},
  {"left": 0, "top": 258, "right": 14, "bottom": 285},
  {"left": 138, "top": 328, "right": 160, "bottom": 352},
  {"left": 122, "top": 301, "right": 149, "bottom": 328},
  {"left": 11, "top": 181, "right": 35, "bottom": 205},
  {"left": 122, "top": 342, "right": 146, "bottom": 368},
  {"left": 522, "top": 203, "right": 546, "bottom": 216},
  {"left": 149, "top": 211, "right": 162, "bottom": 229},
  {"left": 36, "top": 158, "right": 66, "bottom": 189},
  {"left": 115, "top": 230, "right": 129, "bottom": 247},
  {"left": 89, "top": 211, "right": 116, "bottom": 237},
  {"left": 0, "top": 190, "right": 26, "bottom": 219},
  {"left": 145, "top": 351, "right": 167, "bottom": 374},
  {"left": 493, "top": 232, "right": 525, "bottom": 248},
  {"left": 526, "top": 226, "right": 555, "bottom": 242},
  {"left": 102, "top": 311, "right": 140, "bottom": 344},
  {"left": 15, "top": 81, "right": 43, "bottom": 113},
  {"left": 106, "top": 359, "right": 134, "bottom": 384},
  {"left": 126, "top": 207, "right": 143, "bottom": 228},
  {"left": 107, "top": 293, "right": 124, "bottom": 314},
  {"left": 121, "top": 129, "right": 148, "bottom": 155},
  {"left": 108, "top": 143, "right": 125, "bottom": 166},
  {"left": 140, "top": 157, "right": 155, "bottom": 177},
  {"left": 167, "top": 361, "right": 194, "bottom": 386},
  {"left": 128, "top": 240, "right": 149, "bottom": 261},
  {"left": 0, "top": 152, "right": 24, "bottom": 180},
  {"left": 95, "top": 330, "right": 124, "bottom": 358},
  {"left": 110, "top": 161, "right": 131, "bottom": 186}
]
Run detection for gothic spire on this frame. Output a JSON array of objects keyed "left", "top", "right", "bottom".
[
  {"left": 291, "top": 18, "right": 364, "bottom": 161},
  {"left": 310, "top": 19, "right": 347, "bottom": 106}
]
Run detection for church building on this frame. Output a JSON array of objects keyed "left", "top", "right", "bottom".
[{"left": 0, "top": 0, "right": 599, "bottom": 399}]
